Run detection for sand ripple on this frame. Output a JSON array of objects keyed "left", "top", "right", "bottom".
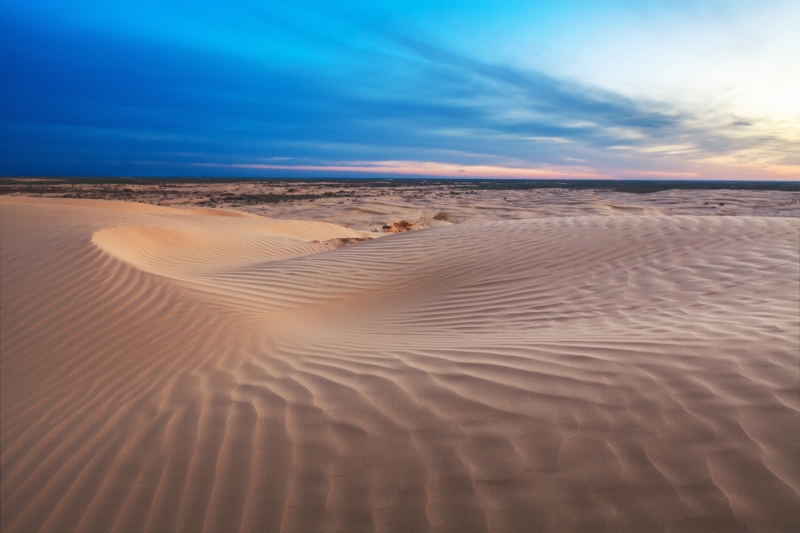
[{"left": 1, "top": 197, "right": 798, "bottom": 532}]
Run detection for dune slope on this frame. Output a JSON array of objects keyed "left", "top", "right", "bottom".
[{"left": 1, "top": 197, "right": 798, "bottom": 533}]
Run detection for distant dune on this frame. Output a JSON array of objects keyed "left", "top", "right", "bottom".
[{"left": 1, "top": 195, "right": 798, "bottom": 532}]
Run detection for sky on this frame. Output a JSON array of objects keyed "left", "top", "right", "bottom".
[{"left": 2, "top": 0, "right": 799, "bottom": 180}]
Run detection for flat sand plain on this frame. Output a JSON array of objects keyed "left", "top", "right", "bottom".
[{"left": 1, "top": 187, "right": 799, "bottom": 532}]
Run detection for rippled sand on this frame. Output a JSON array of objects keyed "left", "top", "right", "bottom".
[{"left": 1, "top": 194, "right": 798, "bottom": 532}]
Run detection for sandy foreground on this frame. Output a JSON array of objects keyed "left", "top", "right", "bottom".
[{"left": 1, "top": 190, "right": 798, "bottom": 532}]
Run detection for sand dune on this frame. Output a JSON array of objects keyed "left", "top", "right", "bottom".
[{"left": 1, "top": 196, "right": 798, "bottom": 532}]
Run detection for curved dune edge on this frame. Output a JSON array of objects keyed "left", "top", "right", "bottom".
[
  {"left": 92, "top": 220, "right": 370, "bottom": 275},
  {"left": 89, "top": 214, "right": 375, "bottom": 316},
  {"left": 0, "top": 194, "right": 262, "bottom": 217},
  {"left": 2, "top": 198, "right": 799, "bottom": 533}
]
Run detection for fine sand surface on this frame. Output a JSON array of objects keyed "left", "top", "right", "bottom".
[{"left": 1, "top": 194, "right": 798, "bottom": 532}]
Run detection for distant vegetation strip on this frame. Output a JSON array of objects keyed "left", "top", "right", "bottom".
[{"left": 1, "top": 177, "right": 798, "bottom": 194}]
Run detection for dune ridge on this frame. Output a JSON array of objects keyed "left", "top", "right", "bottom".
[{"left": 1, "top": 196, "right": 798, "bottom": 532}]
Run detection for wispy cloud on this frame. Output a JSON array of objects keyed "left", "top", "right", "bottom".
[
  {"left": 193, "top": 160, "right": 609, "bottom": 179},
  {"left": 1, "top": 1, "right": 798, "bottom": 179}
]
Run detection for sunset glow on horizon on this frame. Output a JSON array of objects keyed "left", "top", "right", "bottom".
[{"left": 192, "top": 161, "right": 612, "bottom": 179}]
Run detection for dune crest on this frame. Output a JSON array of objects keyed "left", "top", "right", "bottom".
[
  {"left": 0, "top": 195, "right": 260, "bottom": 216},
  {"left": 2, "top": 197, "right": 798, "bottom": 533},
  {"left": 92, "top": 218, "right": 369, "bottom": 272}
]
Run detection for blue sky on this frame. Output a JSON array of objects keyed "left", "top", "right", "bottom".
[{"left": 2, "top": 1, "right": 798, "bottom": 179}]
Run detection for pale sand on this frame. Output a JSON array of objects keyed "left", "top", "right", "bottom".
[{"left": 1, "top": 194, "right": 798, "bottom": 532}]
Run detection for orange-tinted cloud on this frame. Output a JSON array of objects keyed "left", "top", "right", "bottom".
[{"left": 197, "top": 161, "right": 611, "bottom": 179}]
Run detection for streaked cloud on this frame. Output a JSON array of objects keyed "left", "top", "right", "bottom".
[
  {"left": 1, "top": 1, "right": 797, "bottom": 179},
  {"left": 194, "top": 161, "right": 609, "bottom": 179}
]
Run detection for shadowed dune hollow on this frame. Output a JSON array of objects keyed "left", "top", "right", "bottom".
[{"left": 1, "top": 196, "right": 798, "bottom": 533}]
